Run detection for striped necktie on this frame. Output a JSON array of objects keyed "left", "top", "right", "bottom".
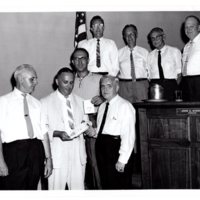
[
  {"left": 158, "top": 50, "right": 164, "bottom": 79},
  {"left": 98, "top": 102, "right": 109, "bottom": 135},
  {"left": 182, "top": 41, "right": 193, "bottom": 76},
  {"left": 22, "top": 94, "right": 34, "bottom": 138},
  {"left": 130, "top": 49, "right": 136, "bottom": 82},
  {"left": 96, "top": 39, "right": 101, "bottom": 67},
  {"left": 66, "top": 98, "right": 75, "bottom": 130}
]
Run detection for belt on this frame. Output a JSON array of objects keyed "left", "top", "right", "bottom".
[
  {"left": 93, "top": 72, "right": 108, "bottom": 76},
  {"left": 183, "top": 75, "right": 200, "bottom": 78},
  {"left": 100, "top": 134, "right": 120, "bottom": 140},
  {"left": 119, "top": 78, "right": 147, "bottom": 82},
  {"left": 151, "top": 78, "right": 176, "bottom": 81}
]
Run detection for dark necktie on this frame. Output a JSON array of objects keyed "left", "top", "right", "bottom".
[
  {"left": 22, "top": 94, "right": 34, "bottom": 138},
  {"left": 130, "top": 49, "right": 136, "bottom": 81},
  {"left": 96, "top": 39, "right": 101, "bottom": 67},
  {"left": 98, "top": 102, "right": 109, "bottom": 135},
  {"left": 66, "top": 99, "right": 75, "bottom": 130},
  {"left": 158, "top": 50, "right": 164, "bottom": 79}
]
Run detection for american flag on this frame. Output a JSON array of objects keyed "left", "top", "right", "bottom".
[{"left": 74, "top": 12, "right": 87, "bottom": 47}]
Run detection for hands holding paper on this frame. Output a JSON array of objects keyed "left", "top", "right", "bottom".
[{"left": 84, "top": 125, "right": 97, "bottom": 138}]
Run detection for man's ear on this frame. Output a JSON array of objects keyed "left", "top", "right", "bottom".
[
  {"left": 198, "top": 25, "right": 200, "bottom": 32},
  {"left": 162, "top": 34, "right": 166, "bottom": 41},
  {"left": 18, "top": 74, "right": 23, "bottom": 84},
  {"left": 55, "top": 78, "right": 58, "bottom": 86}
]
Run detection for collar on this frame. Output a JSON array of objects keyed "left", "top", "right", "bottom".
[
  {"left": 76, "top": 71, "right": 90, "bottom": 79},
  {"left": 191, "top": 32, "right": 200, "bottom": 43},
  {"left": 94, "top": 37, "right": 103, "bottom": 41},
  {"left": 106, "top": 94, "right": 119, "bottom": 105},
  {"left": 156, "top": 45, "right": 166, "bottom": 53},
  {"left": 56, "top": 89, "right": 72, "bottom": 101},
  {"left": 13, "top": 87, "right": 30, "bottom": 98},
  {"left": 126, "top": 45, "right": 137, "bottom": 52}
]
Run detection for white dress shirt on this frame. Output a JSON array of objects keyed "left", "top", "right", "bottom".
[
  {"left": 182, "top": 33, "right": 200, "bottom": 76},
  {"left": 79, "top": 37, "right": 119, "bottom": 76},
  {"left": 118, "top": 45, "right": 149, "bottom": 79},
  {"left": 97, "top": 94, "right": 135, "bottom": 164},
  {"left": 147, "top": 45, "right": 182, "bottom": 79},
  {"left": 0, "top": 87, "right": 46, "bottom": 143}
]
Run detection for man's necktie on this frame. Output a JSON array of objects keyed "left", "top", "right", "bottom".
[
  {"left": 182, "top": 41, "right": 193, "bottom": 76},
  {"left": 130, "top": 49, "right": 136, "bottom": 81},
  {"left": 66, "top": 99, "right": 75, "bottom": 130},
  {"left": 98, "top": 102, "right": 109, "bottom": 135},
  {"left": 96, "top": 39, "right": 101, "bottom": 67},
  {"left": 22, "top": 94, "right": 34, "bottom": 138},
  {"left": 158, "top": 50, "right": 164, "bottom": 79}
]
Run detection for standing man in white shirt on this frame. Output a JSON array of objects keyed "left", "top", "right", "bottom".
[
  {"left": 78, "top": 15, "right": 119, "bottom": 76},
  {"left": 41, "top": 67, "right": 93, "bottom": 190},
  {"left": 147, "top": 27, "right": 182, "bottom": 100},
  {"left": 181, "top": 15, "right": 200, "bottom": 101},
  {"left": 0, "top": 64, "right": 52, "bottom": 190},
  {"left": 95, "top": 75, "right": 136, "bottom": 189},
  {"left": 118, "top": 24, "right": 149, "bottom": 103}
]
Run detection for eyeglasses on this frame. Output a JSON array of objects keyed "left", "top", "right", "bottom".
[
  {"left": 150, "top": 34, "right": 163, "bottom": 41},
  {"left": 73, "top": 57, "right": 87, "bottom": 62},
  {"left": 92, "top": 23, "right": 104, "bottom": 29}
]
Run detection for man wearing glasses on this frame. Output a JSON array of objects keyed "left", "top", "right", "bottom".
[
  {"left": 147, "top": 27, "right": 182, "bottom": 100},
  {"left": 71, "top": 47, "right": 104, "bottom": 189},
  {"left": 78, "top": 15, "right": 119, "bottom": 76}
]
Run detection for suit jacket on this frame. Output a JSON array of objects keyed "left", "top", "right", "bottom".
[{"left": 41, "top": 90, "right": 88, "bottom": 168}]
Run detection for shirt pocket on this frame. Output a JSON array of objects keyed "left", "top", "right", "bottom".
[{"left": 106, "top": 114, "right": 120, "bottom": 134}]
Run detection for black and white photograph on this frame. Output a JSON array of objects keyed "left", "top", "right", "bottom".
[{"left": 0, "top": 0, "right": 200, "bottom": 199}]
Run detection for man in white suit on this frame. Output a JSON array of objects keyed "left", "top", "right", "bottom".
[{"left": 41, "top": 67, "right": 93, "bottom": 190}]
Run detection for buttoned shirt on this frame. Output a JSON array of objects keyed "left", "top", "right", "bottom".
[
  {"left": 147, "top": 45, "right": 182, "bottom": 79},
  {"left": 182, "top": 33, "right": 200, "bottom": 76},
  {"left": 96, "top": 95, "right": 135, "bottom": 164},
  {"left": 73, "top": 72, "right": 102, "bottom": 100},
  {"left": 0, "top": 87, "right": 46, "bottom": 143},
  {"left": 118, "top": 45, "right": 149, "bottom": 79},
  {"left": 79, "top": 37, "right": 119, "bottom": 76}
]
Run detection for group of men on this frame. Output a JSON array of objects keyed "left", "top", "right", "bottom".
[{"left": 0, "top": 14, "right": 200, "bottom": 190}]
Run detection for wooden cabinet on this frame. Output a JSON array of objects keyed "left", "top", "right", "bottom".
[{"left": 134, "top": 102, "right": 200, "bottom": 189}]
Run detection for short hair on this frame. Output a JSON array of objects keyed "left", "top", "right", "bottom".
[
  {"left": 122, "top": 24, "right": 138, "bottom": 38},
  {"left": 14, "top": 64, "right": 36, "bottom": 81},
  {"left": 147, "top": 27, "right": 164, "bottom": 42},
  {"left": 71, "top": 47, "right": 89, "bottom": 60},
  {"left": 90, "top": 15, "right": 104, "bottom": 28},
  {"left": 55, "top": 67, "right": 75, "bottom": 79},
  {"left": 100, "top": 75, "right": 119, "bottom": 85},
  {"left": 185, "top": 15, "right": 200, "bottom": 25}
]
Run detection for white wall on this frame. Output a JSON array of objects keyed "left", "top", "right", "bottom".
[{"left": 0, "top": 11, "right": 199, "bottom": 98}]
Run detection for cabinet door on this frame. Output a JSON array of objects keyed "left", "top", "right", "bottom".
[
  {"left": 149, "top": 147, "right": 191, "bottom": 189},
  {"left": 147, "top": 110, "right": 192, "bottom": 189}
]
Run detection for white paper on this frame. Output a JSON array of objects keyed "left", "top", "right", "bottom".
[
  {"left": 68, "top": 122, "right": 89, "bottom": 139},
  {"left": 83, "top": 99, "right": 96, "bottom": 114}
]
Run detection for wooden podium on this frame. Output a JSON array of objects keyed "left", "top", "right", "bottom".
[{"left": 134, "top": 101, "right": 200, "bottom": 189}]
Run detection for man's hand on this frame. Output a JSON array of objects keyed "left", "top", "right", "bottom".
[
  {"left": 91, "top": 96, "right": 105, "bottom": 106},
  {"left": 115, "top": 161, "right": 125, "bottom": 173},
  {"left": 0, "top": 160, "right": 9, "bottom": 177},
  {"left": 84, "top": 126, "right": 97, "bottom": 138},
  {"left": 53, "top": 131, "right": 73, "bottom": 141},
  {"left": 44, "top": 158, "right": 53, "bottom": 178}
]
